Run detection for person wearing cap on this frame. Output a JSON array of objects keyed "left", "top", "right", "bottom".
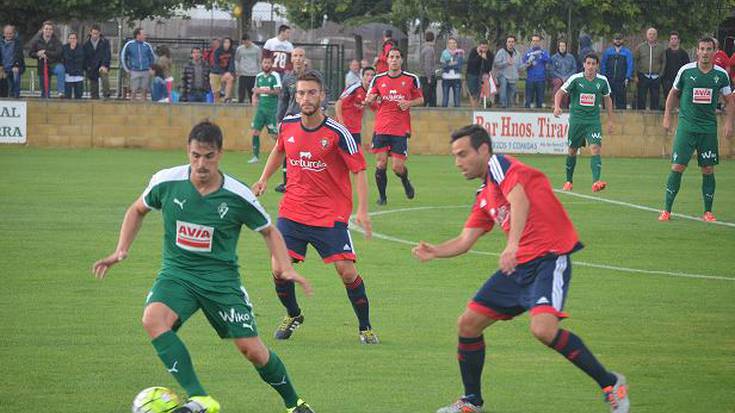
[
  {"left": 661, "top": 31, "right": 689, "bottom": 101},
  {"left": 601, "top": 33, "right": 633, "bottom": 109},
  {"left": 374, "top": 29, "right": 397, "bottom": 73}
]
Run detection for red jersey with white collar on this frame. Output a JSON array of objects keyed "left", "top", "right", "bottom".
[
  {"left": 464, "top": 154, "right": 581, "bottom": 264},
  {"left": 276, "top": 115, "right": 366, "bottom": 227},
  {"left": 368, "top": 71, "right": 422, "bottom": 136},
  {"left": 338, "top": 82, "right": 377, "bottom": 134}
]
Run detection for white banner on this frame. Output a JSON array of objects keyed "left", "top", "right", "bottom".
[
  {"left": 0, "top": 101, "right": 26, "bottom": 144},
  {"left": 473, "top": 111, "right": 569, "bottom": 155}
]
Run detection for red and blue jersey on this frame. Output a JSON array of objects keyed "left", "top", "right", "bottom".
[
  {"left": 338, "top": 82, "right": 376, "bottom": 134},
  {"left": 465, "top": 154, "right": 581, "bottom": 264},
  {"left": 276, "top": 115, "right": 366, "bottom": 227},
  {"left": 368, "top": 71, "right": 422, "bottom": 136}
]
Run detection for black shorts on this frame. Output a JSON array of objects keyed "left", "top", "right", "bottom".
[{"left": 370, "top": 134, "right": 408, "bottom": 159}]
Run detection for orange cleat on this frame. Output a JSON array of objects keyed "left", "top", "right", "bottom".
[
  {"left": 592, "top": 180, "right": 607, "bottom": 192},
  {"left": 703, "top": 211, "right": 717, "bottom": 222},
  {"left": 657, "top": 210, "right": 671, "bottom": 221},
  {"left": 562, "top": 181, "right": 573, "bottom": 191}
]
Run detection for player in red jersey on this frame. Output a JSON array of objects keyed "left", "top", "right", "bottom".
[
  {"left": 374, "top": 29, "right": 397, "bottom": 73},
  {"left": 365, "top": 48, "right": 423, "bottom": 205},
  {"left": 335, "top": 66, "right": 377, "bottom": 145},
  {"left": 253, "top": 72, "right": 379, "bottom": 344},
  {"left": 413, "top": 125, "right": 629, "bottom": 413}
]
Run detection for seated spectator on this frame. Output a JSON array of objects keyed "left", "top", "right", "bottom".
[
  {"left": 203, "top": 38, "right": 219, "bottom": 67},
  {"left": 29, "top": 20, "right": 65, "bottom": 98},
  {"left": 211, "top": 37, "right": 235, "bottom": 103},
  {"left": 156, "top": 45, "right": 174, "bottom": 100},
  {"left": 149, "top": 63, "right": 168, "bottom": 102},
  {"left": 181, "top": 47, "right": 211, "bottom": 103},
  {"left": 83, "top": 24, "right": 111, "bottom": 99},
  {"left": 0, "top": 25, "right": 24, "bottom": 98},
  {"left": 345, "top": 59, "right": 361, "bottom": 87},
  {"left": 440, "top": 37, "right": 464, "bottom": 107},
  {"left": 549, "top": 40, "right": 576, "bottom": 109},
  {"left": 62, "top": 32, "right": 85, "bottom": 99}
]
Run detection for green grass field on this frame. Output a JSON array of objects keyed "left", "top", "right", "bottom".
[{"left": 1, "top": 147, "right": 733, "bottom": 412}]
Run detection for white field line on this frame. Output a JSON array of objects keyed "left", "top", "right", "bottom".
[{"left": 351, "top": 205, "right": 734, "bottom": 282}]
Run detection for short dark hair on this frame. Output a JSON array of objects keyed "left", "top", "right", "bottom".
[
  {"left": 241, "top": 33, "right": 250, "bottom": 41},
  {"left": 451, "top": 124, "right": 492, "bottom": 151},
  {"left": 425, "top": 31, "right": 435, "bottom": 42},
  {"left": 90, "top": 24, "right": 101, "bottom": 32},
  {"left": 531, "top": 34, "right": 543, "bottom": 40},
  {"left": 478, "top": 39, "right": 489, "bottom": 45},
  {"left": 506, "top": 35, "right": 516, "bottom": 41},
  {"left": 191, "top": 47, "right": 201, "bottom": 53},
  {"left": 297, "top": 71, "right": 323, "bottom": 89},
  {"left": 188, "top": 120, "right": 223, "bottom": 150},
  {"left": 133, "top": 27, "right": 143, "bottom": 37},
  {"left": 670, "top": 31, "right": 680, "bottom": 38},
  {"left": 387, "top": 47, "right": 403, "bottom": 58},
  {"left": 261, "top": 55, "right": 273, "bottom": 61},
  {"left": 698, "top": 36, "right": 716, "bottom": 48},
  {"left": 361, "top": 66, "right": 376, "bottom": 76},
  {"left": 384, "top": 29, "right": 393, "bottom": 38},
  {"left": 584, "top": 53, "right": 599, "bottom": 63},
  {"left": 278, "top": 24, "right": 291, "bottom": 34},
  {"left": 149, "top": 63, "right": 164, "bottom": 78},
  {"left": 558, "top": 40, "right": 567, "bottom": 47}
]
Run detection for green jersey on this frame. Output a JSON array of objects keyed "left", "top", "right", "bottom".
[
  {"left": 673, "top": 62, "right": 731, "bottom": 134},
  {"left": 255, "top": 70, "right": 282, "bottom": 111},
  {"left": 562, "top": 72, "right": 611, "bottom": 125},
  {"left": 142, "top": 165, "right": 271, "bottom": 284}
]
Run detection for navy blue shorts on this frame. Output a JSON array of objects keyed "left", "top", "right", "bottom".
[
  {"left": 468, "top": 254, "right": 573, "bottom": 320},
  {"left": 351, "top": 132, "right": 362, "bottom": 146},
  {"left": 276, "top": 217, "right": 356, "bottom": 263},
  {"left": 371, "top": 134, "right": 409, "bottom": 159}
]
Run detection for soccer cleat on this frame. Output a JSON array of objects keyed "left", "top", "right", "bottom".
[
  {"left": 359, "top": 329, "right": 380, "bottom": 344},
  {"left": 403, "top": 179, "right": 415, "bottom": 199},
  {"left": 274, "top": 314, "right": 304, "bottom": 340},
  {"left": 287, "top": 399, "right": 315, "bottom": 413},
  {"left": 657, "top": 210, "right": 671, "bottom": 221},
  {"left": 592, "top": 180, "right": 607, "bottom": 192},
  {"left": 376, "top": 197, "right": 387, "bottom": 206},
  {"left": 703, "top": 211, "right": 717, "bottom": 222},
  {"left": 562, "top": 181, "right": 573, "bottom": 191},
  {"left": 275, "top": 183, "right": 287, "bottom": 193},
  {"left": 247, "top": 156, "right": 259, "bottom": 164},
  {"left": 172, "top": 396, "right": 221, "bottom": 413},
  {"left": 436, "top": 398, "right": 483, "bottom": 413},
  {"left": 602, "top": 372, "right": 630, "bottom": 413}
]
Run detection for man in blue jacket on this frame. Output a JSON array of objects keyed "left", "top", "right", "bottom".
[
  {"left": 601, "top": 33, "right": 633, "bottom": 109},
  {"left": 523, "top": 34, "right": 550, "bottom": 109},
  {"left": 121, "top": 28, "right": 156, "bottom": 101}
]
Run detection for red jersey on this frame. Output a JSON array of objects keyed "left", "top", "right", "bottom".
[
  {"left": 714, "top": 50, "right": 730, "bottom": 74},
  {"left": 338, "top": 82, "right": 376, "bottom": 134},
  {"left": 276, "top": 115, "right": 366, "bottom": 227},
  {"left": 464, "top": 154, "right": 581, "bottom": 264},
  {"left": 728, "top": 53, "right": 735, "bottom": 82},
  {"left": 375, "top": 39, "right": 396, "bottom": 73},
  {"left": 368, "top": 71, "right": 423, "bottom": 136}
]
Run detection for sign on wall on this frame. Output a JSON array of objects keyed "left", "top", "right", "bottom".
[
  {"left": 0, "top": 101, "right": 26, "bottom": 144},
  {"left": 473, "top": 111, "right": 569, "bottom": 155}
]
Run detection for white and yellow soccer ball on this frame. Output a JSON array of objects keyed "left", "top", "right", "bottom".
[{"left": 132, "top": 386, "right": 181, "bottom": 413}]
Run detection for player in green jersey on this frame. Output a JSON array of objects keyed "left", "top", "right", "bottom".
[
  {"left": 92, "top": 121, "right": 315, "bottom": 413},
  {"left": 249, "top": 56, "right": 282, "bottom": 164},
  {"left": 554, "top": 53, "right": 615, "bottom": 192},
  {"left": 660, "top": 36, "right": 733, "bottom": 222}
]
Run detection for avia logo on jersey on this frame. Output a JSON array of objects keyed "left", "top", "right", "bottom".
[
  {"left": 579, "top": 93, "right": 596, "bottom": 107},
  {"left": 290, "top": 151, "right": 328, "bottom": 172},
  {"left": 176, "top": 220, "right": 214, "bottom": 252},
  {"left": 693, "top": 88, "right": 713, "bottom": 104},
  {"left": 218, "top": 308, "right": 254, "bottom": 330}
]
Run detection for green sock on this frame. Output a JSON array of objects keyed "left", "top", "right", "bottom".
[
  {"left": 565, "top": 156, "right": 577, "bottom": 182},
  {"left": 256, "top": 351, "right": 299, "bottom": 408},
  {"left": 151, "top": 330, "right": 206, "bottom": 397},
  {"left": 702, "top": 173, "right": 715, "bottom": 212},
  {"left": 590, "top": 155, "right": 602, "bottom": 181},
  {"left": 664, "top": 170, "right": 683, "bottom": 212},
  {"left": 252, "top": 134, "right": 260, "bottom": 158}
]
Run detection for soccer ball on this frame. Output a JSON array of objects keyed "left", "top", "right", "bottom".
[{"left": 132, "top": 386, "right": 181, "bottom": 413}]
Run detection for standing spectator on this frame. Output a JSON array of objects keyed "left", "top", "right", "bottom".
[
  {"left": 263, "top": 25, "right": 294, "bottom": 74},
  {"left": 156, "top": 45, "right": 174, "bottom": 100},
  {"left": 601, "top": 33, "right": 633, "bottom": 109},
  {"left": 345, "top": 59, "right": 361, "bottom": 87},
  {"left": 120, "top": 28, "right": 156, "bottom": 101},
  {"left": 713, "top": 37, "right": 730, "bottom": 72},
  {"left": 662, "top": 31, "right": 690, "bottom": 101},
  {"left": 633, "top": 27, "right": 667, "bottom": 110},
  {"left": 203, "top": 38, "right": 219, "bottom": 67},
  {"left": 149, "top": 63, "right": 168, "bottom": 102},
  {"left": 235, "top": 34, "right": 260, "bottom": 103},
  {"left": 181, "top": 47, "right": 211, "bottom": 103},
  {"left": 522, "top": 34, "right": 550, "bottom": 108},
  {"left": 374, "top": 29, "right": 397, "bottom": 73},
  {"left": 0, "top": 25, "right": 24, "bottom": 98},
  {"left": 493, "top": 35, "right": 521, "bottom": 108},
  {"left": 210, "top": 37, "right": 236, "bottom": 103},
  {"left": 577, "top": 34, "right": 595, "bottom": 72},
  {"left": 420, "top": 31, "right": 437, "bottom": 107},
  {"left": 29, "top": 21, "right": 64, "bottom": 98},
  {"left": 440, "top": 37, "right": 464, "bottom": 107},
  {"left": 62, "top": 32, "right": 85, "bottom": 99},
  {"left": 466, "top": 39, "right": 494, "bottom": 108},
  {"left": 549, "top": 40, "right": 576, "bottom": 109},
  {"left": 83, "top": 24, "right": 111, "bottom": 99}
]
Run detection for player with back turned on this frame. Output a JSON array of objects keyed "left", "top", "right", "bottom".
[{"left": 413, "top": 124, "right": 629, "bottom": 413}]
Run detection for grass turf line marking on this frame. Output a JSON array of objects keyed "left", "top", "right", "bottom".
[
  {"left": 554, "top": 189, "right": 735, "bottom": 228},
  {"left": 351, "top": 206, "right": 735, "bottom": 282}
]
